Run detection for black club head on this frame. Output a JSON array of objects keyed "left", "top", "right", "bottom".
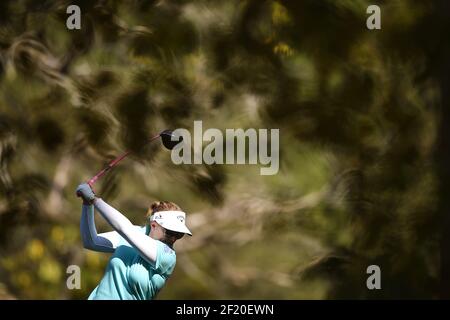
[{"left": 160, "top": 130, "right": 183, "bottom": 150}]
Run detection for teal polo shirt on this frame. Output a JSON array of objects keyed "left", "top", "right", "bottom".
[{"left": 88, "top": 226, "right": 176, "bottom": 300}]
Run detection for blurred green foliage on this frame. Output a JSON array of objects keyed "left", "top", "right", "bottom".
[{"left": 0, "top": 0, "right": 449, "bottom": 299}]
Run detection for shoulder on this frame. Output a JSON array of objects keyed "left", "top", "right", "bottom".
[
  {"left": 157, "top": 240, "right": 176, "bottom": 256},
  {"left": 155, "top": 240, "right": 176, "bottom": 274}
]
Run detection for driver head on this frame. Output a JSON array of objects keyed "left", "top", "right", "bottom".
[{"left": 160, "top": 130, "right": 183, "bottom": 150}]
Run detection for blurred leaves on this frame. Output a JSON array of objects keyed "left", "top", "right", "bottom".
[
  {"left": 0, "top": 0, "right": 448, "bottom": 300},
  {"left": 115, "top": 87, "right": 155, "bottom": 155}
]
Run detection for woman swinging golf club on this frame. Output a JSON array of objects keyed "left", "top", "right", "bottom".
[{"left": 76, "top": 182, "right": 192, "bottom": 300}]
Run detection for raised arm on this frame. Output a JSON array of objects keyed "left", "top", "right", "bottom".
[
  {"left": 92, "top": 198, "right": 158, "bottom": 265},
  {"left": 76, "top": 183, "right": 158, "bottom": 265},
  {"left": 80, "top": 204, "right": 121, "bottom": 253}
]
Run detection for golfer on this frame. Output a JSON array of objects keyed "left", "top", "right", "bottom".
[{"left": 76, "top": 183, "right": 192, "bottom": 300}]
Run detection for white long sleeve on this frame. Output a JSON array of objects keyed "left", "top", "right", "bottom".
[
  {"left": 93, "top": 198, "right": 158, "bottom": 265},
  {"left": 80, "top": 204, "right": 121, "bottom": 253}
]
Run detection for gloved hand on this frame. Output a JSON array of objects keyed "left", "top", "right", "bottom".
[{"left": 76, "top": 183, "right": 96, "bottom": 205}]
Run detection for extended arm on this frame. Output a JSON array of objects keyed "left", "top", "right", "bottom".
[{"left": 80, "top": 204, "right": 121, "bottom": 253}]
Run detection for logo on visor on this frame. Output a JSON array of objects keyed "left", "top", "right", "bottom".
[{"left": 177, "top": 216, "right": 185, "bottom": 223}]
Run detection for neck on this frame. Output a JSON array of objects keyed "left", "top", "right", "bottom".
[{"left": 161, "top": 238, "right": 174, "bottom": 248}]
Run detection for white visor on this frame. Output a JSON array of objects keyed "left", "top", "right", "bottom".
[{"left": 150, "top": 211, "right": 192, "bottom": 236}]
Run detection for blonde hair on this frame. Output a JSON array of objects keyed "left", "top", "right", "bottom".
[{"left": 146, "top": 201, "right": 181, "bottom": 218}]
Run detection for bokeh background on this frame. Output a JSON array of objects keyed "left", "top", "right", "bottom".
[{"left": 1, "top": 0, "right": 450, "bottom": 299}]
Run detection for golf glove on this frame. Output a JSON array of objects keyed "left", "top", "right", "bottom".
[{"left": 76, "top": 183, "right": 96, "bottom": 204}]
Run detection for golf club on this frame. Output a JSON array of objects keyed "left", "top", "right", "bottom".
[{"left": 86, "top": 130, "right": 182, "bottom": 187}]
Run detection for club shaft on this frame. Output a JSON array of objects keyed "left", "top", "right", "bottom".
[{"left": 87, "top": 133, "right": 160, "bottom": 186}]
